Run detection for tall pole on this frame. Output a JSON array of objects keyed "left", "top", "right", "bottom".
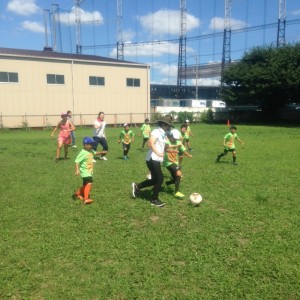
[
  {"left": 277, "top": 0, "right": 286, "bottom": 47},
  {"left": 117, "top": 0, "right": 124, "bottom": 60},
  {"left": 75, "top": 0, "right": 82, "bottom": 54},
  {"left": 177, "top": 0, "right": 187, "bottom": 103}
]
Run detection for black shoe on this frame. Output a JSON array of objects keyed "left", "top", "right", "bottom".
[
  {"left": 150, "top": 199, "right": 165, "bottom": 207},
  {"left": 233, "top": 162, "right": 238, "bottom": 166},
  {"left": 132, "top": 183, "right": 140, "bottom": 198}
]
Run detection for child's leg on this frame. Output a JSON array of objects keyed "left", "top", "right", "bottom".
[
  {"left": 166, "top": 166, "right": 177, "bottom": 185},
  {"left": 232, "top": 150, "right": 237, "bottom": 164},
  {"left": 123, "top": 143, "right": 128, "bottom": 157},
  {"left": 56, "top": 141, "right": 63, "bottom": 159},
  {"left": 174, "top": 169, "right": 182, "bottom": 193},
  {"left": 216, "top": 150, "right": 227, "bottom": 162}
]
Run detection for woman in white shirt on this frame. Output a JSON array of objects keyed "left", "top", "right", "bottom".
[
  {"left": 132, "top": 117, "right": 174, "bottom": 207},
  {"left": 93, "top": 112, "right": 108, "bottom": 160}
]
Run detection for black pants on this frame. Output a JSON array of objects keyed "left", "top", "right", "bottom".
[
  {"left": 93, "top": 136, "right": 108, "bottom": 151},
  {"left": 138, "top": 159, "right": 164, "bottom": 201}
]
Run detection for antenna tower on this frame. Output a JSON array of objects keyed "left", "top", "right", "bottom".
[
  {"left": 177, "top": 0, "right": 187, "bottom": 101},
  {"left": 221, "top": 0, "right": 232, "bottom": 77},
  {"left": 75, "top": 0, "right": 85, "bottom": 54},
  {"left": 277, "top": 0, "right": 286, "bottom": 47},
  {"left": 117, "top": 0, "right": 124, "bottom": 60}
]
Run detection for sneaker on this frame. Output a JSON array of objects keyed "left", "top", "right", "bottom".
[
  {"left": 93, "top": 159, "right": 97, "bottom": 163},
  {"left": 131, "top": 183, "right": 139, "bottom": 198},
  {"left": 150, "top": 199, "right": 165, "bottom": 207},
  {"left": 174, "top": 191, "right": 185, "bottom": 199},
  {"left": 146, "top": 174, "right": 152, "bottom": 180},
  {"left": 72, "top": 193, "right": 83, "bottom": 200},
  {"left": 72, "top": 145, "right": 77, "bottom": 148},
  {"left": 101, "top": 156, "right": 108, "bottom": 161},
  {"left": 124, "top": 156, "right": 128, "bottom": 160},
  {"left": 84, "top": 199, "right": 93, "bottom": 205},
  {"left": 233, "top": 162, "right": 238, "bottom": 166}
]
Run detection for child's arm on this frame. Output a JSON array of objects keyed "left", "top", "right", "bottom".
[
  {"left": 183, "top": 150, "right": 192, "bottom": 158},
  {"left": 237, "top": 137, "right": 244, "bottom": 145},
  {"left": 75, "top": 162, "right": 80, "bottom": 175},
  {"left": 95, "top": 150, "right": 107, "bottom": 156},
  {"left": 223, "top": 138, "right": 227, "bottom": 147}
]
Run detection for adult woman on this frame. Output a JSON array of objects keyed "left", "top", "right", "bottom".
[
  {"left": 132, "top": 117, "right": 174, "bottom": 207},
  {"left": 51, "top": 112, "right": 75, "bottom": 161},
  {"left": 92, "top": 112, "right": 108, "bottom": 160}
]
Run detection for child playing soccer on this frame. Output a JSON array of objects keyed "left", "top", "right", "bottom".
[
  {"left": 118, "top": 123, "right": 135, "bottom": 160},
  {"left": 139, "top": 118, "right": 151, "bottom": 149},
  {"left": 184, "top": 119, "right": 194, "bottom": 152},
  {"left": 72, "top": 137, "right": 107, "bottom": 204},
  {"left": 164, "top": 129, "right": 192, "bottom": 199},
  {"left": 215, "top": 125, "right": 244, "bottom": 165}
]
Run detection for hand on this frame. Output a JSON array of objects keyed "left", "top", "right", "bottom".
[{"left": 75, "top": 170, "right": 80, "bottom": 175}]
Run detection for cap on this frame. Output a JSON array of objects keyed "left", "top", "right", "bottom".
[
  {"left": 170, "top": 129, "right": 181, "bottom": 140},
  {"left": 83, "top": 137, "right": 95, "bottom": 144},
  {"left": 124, "top": 123, "right": 129, "bottom": 127},
  {"left": 157, "top": 117, "right": 174, "bottom": 128},
  {"left": 61, "top": 112, "right": 68, "bottom": 117},
  {"left": 185, "top": 119, "right": 190, "bottom": 123}
]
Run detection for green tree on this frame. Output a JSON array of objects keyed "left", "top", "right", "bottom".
[{"left": 220, "top": 43, "right": 300, "bottom": 111}]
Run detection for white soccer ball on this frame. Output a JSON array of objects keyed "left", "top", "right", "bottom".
[{"left": 189, "top": 193, "right": 202, "bottom": 205}]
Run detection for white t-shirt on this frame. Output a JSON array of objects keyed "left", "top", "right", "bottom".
[
  {"left": 146, "top": 128, "right": 167, "bottom": 162},
  {"left": 93, "top": 119, "right": 106, "bottom": 138}
]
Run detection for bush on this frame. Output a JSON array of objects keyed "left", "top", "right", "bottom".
[
  {"left": 201, "top": 109, "right": 214, "bottom": 123},
  {"left": 177, "top": 111, "right": 194, "bottom": 123}
]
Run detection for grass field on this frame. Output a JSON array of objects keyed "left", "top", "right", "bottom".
[{"left": 0, "top": 124, "right": 299, "bottom": 299}]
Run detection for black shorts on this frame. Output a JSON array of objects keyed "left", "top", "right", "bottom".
[
  {"left": 122, "top": 142, "right": 131, "bottom": 151},
  {"left": 82, "top": 176, "right": 93, "bottom": 185},
  {"left": 167, "top": 164, "right": 180, "bottom": 177},
  {"left": 224, "top": 148, "right": 235, "bottom": 153}
]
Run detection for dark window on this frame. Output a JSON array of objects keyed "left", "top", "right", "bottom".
[
  {"left": 47, "top": 74, "right": 65, "bottom": 84},
  {"left": 127, "top": 78, "right": 140, "bottom": 87},
  {"left": 0, "top": 72, "right": 18, "bottom": 83},
  {"left": 89, "top": 76, "right": 105, "bottom": 86}
]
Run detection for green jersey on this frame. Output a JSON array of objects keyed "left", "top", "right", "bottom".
[
  {"left": 75, "top": 148, "right": 96, "bottom": 178},
  {"left": 224, "top": 132, "right": 238, "bottom": 150},
  {"left": 163, "top": 140, "right": 186, "bottom": 167},
  {"left": 119, "top": 130, "right": 135, "bottom": 144},
  {"left": 141, "top": 124, "right": 151, "bottom": 138}
]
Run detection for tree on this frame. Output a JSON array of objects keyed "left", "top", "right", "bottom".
[{"left": 220, "top": 43, "right": 300, "bottom": 111}]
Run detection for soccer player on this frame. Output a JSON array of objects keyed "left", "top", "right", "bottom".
[
  {"left": 131, "top": 117, "right": 174, "bottom": 207},
  {"left": 215, "top": 125, "right": 244, "bottom": 165},
  {"left": 72, "top": 137, "right": 107, "bottom": 204},
  {"left": 93, "top": 112, "right": 108, "bottom": 161},
  {"left": 51, "top": 112, "right": 75, "bottom": 162},
  {"left": 118, "top": 123, "right": 135, "bottom": 160},
  {"left": 140, "top": 118, "right": 151, "bottom": 149},
  {"left": 164, "top": 129, "right": 192, "bottom": 199},
  {"left": 184, "top": 119, "right": 194, "bottom": 152}
]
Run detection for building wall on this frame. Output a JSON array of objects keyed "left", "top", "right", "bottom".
[{"left": 0, "top": 55, "right": 150, "bottom": 128}]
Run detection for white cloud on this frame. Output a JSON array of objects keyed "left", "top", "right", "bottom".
[
  {"left": 209, "top": 17, "right": 247, "bottom": 31},
  {"left": 21, "top": 21, "right": 44, "bottom": 33},
  {"left": 58, "top": 7, "right": 103, "bottom": 26},
  {"left": 138, "top": 9, "right": 200, "bottom": 36},
  {"left": 291, "top": 9, "right": 300, "bottom": 16},
  {"left": 7, "top": 0, "right": 39, "bottom": 16}
]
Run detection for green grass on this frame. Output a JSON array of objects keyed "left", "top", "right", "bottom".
[{"left": 0, "top": 124, "right": 299, "bottom": 299}]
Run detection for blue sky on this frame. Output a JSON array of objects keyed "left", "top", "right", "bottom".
[{"left": 1, "top": 0, "right": 300, "bottom": 85}]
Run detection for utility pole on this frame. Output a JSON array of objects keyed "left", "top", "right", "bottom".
[
  {"left": 277, "top": 0, "right": 286, "bottom": 47},
  {"left": 117, "top": 0, "right": 124, "bottom": 60}
]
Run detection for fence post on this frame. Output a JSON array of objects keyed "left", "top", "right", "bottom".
[{"left": 114, "top": 114, "right": 117, "bottom": 127}]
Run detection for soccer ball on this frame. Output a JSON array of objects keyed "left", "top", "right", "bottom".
[{"left": 189, "top": 193, "right": 202, "bottom": 205}]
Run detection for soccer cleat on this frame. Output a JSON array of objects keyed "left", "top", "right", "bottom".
[
  {"left": 131, "top": 183, "right": 139, "bottom": 198},
  {"left": 150, "top": 199, "right": 165, "bottom": 207},
  {"left": 124, "top": 156, "right": 128, "bottom": 160},
  {"left": 72, "top": 194, "right": 83, "bottom": 200},
  {"left": 84, "top": 199, "right": 93, "bottom": 205},
  {"left": 174, "top": 191, "right": 185, "bottom": 199}
]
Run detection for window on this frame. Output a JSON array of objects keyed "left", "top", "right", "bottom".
[
  {"left": 89, "top": 76, "right": 105, "bottom": 86},
  {"left": 0, "top": 72, "right": 18, "bottom": 83},
  {"left": 47, "top": 74, "right": 65, "bottom": 84},
  {"left": 126, "top": 78, "right": 140, "bottom": 87}
]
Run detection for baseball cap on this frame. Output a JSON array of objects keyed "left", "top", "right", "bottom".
[
  {"left": 185, "top": 119, "right": 190, "bottom": 123},
  {"left": 124, "top": 123, "right": 129, "bottom": 127},
  {"left": 170, "top": 129, "right": 181, "bottom": 140},
  {"left": 83, "top": 137, "right": 95, "bottom": 144},
  {"left": 61, "top": 112, "right": 68, "bottom": 117}
]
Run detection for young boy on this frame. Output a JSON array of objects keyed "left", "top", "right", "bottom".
[
  {"left": 118, "top": 123, "right": 135, "bottom": 160},
  {"left": 164, "top": 129, "right": 192, "bottom": 199},
  {"left": 139, "top": 118, "right": 151, "bottom": 149},
  {"left": 184, "top": 119, "right": 194, "bottom": 152},
  {"left": 72, "top": 137, "right": 107, "bottom": 204},
  {"left": 215, "top": 125, "right": 244, "bottom": 165}
]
